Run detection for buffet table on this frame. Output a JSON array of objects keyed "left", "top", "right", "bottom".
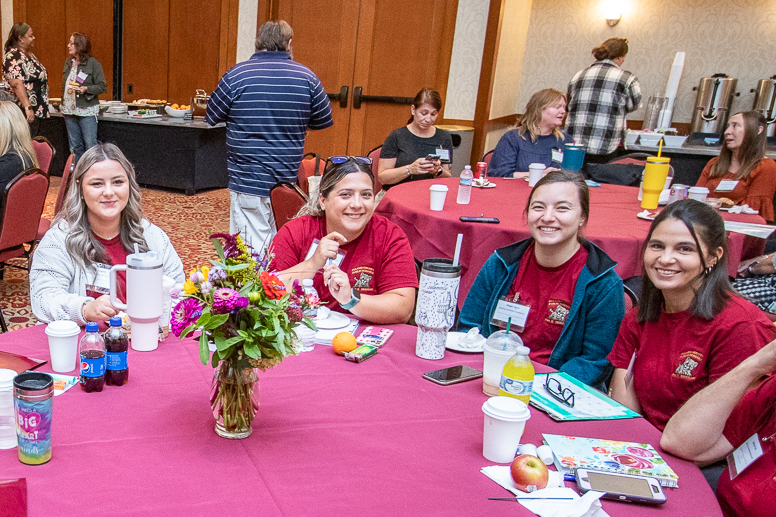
[
  {"left": 39, "top": 113, "right": 228, "bottom": 195},
  {"left": 376, "top": 178, "right": 767, "bottom": 307},
  {"left": 0, "top": 324, "right": 722, "bottom": 516}
]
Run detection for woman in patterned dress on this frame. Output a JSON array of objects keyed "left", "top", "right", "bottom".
[{"left": 3, "top": 22, "right": 48, "bottom": 136}]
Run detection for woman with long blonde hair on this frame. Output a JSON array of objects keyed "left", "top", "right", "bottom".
[
  {"left": 488, "top": 89, "right": 574, "bottom": 177},
  {"left": 30, "top": 143, "right": 184, "bottom": 324},
  {"left": 0, "top": 100, "right": 38, "bottom": 191}
]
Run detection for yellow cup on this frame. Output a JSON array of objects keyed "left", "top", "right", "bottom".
[{"left": 641, "top": 157, "right": 671, "bottom": 209}]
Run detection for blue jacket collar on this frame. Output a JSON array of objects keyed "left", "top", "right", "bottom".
[
  {"left": 251, "top": 51, "right": 291, "bottom": 61},
  {"left": 495, "top": 238, "right": 617, "bottom": 279}
]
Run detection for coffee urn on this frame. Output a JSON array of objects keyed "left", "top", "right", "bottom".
[
  {"left": 689, "top": 74, "right": 738, "bottom": 145},
  {"left": 752, "top": 75, "right": 776, "bottom": 145}
]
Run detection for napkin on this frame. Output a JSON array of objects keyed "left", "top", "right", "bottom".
[
  {"left": 727, "top": 204, "right": 758, "bottom": 214},
  {"left": 482, "top": 465, "right": 609, "bottom": 517}
]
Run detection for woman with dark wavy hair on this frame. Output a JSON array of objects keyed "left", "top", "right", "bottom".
[
  {"left": 2, "top": 22, "right": 48, "bottom": 136},
  {"left": 608, "top": 199, "right": 776, "bottom": 431},
  {"left": 30, "top": 143, "right": 184, "bottom": 324},
  {"left": 696, "top": 111, "right": 776, "bottom": 221}
]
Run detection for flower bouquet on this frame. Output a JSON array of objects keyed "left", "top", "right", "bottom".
[{"left": 172, "top": 233, "right": 319, "bottom": 438}]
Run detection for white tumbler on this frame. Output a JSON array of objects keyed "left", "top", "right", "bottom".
[
  {"left": 110, "top": 251, "right": 163, "bottom": 352},
  {"left": 415, "top": 259, "right": 461, "bottom": 360}
]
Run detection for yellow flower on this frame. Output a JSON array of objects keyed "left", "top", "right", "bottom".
[
  {"left": 201, "top": 266, "right": 210, "bottom": 281},
  {"left": 183, "top": 280, "right": 198, "bottom": 294}
]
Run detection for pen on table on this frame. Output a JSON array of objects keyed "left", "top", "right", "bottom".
[{"left": 489, "top": 497, "right": 575, "bottom": 501}]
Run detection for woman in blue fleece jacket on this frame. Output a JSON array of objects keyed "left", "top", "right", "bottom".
[{"left": 459, "top": 171, "right": 624, "bottom": 389}]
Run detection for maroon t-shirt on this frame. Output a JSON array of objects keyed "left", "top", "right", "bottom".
[
  {"left": 718, "top": 374, "right": 776, "bottom": 517},
  {"left": 270, "top": 215, "right": 419, "bottom": 313},
  {"left": 608, "top": 296, "right": 776, "bottom": 431},
  {"left": 505, "top": 244, "right": 587, "bottom": 364},
  {"left": 85, "top": 234, "right": 128, "bottom": 304}
]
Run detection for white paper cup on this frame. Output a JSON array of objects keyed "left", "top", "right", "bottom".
[
  {"left": 429, "top": 184, "right": 449, "bottom": 211},
  {"left": 482, "top": 396, "right": 531, "bottom": 463},
  {"left": 528, "top": 163, "right": 546, "bottom": 187},
  {"left": 688, "top": 186, "right": 709, "bottom": 202},
  {"left": 482, "top": 343, "right": 517, "bottom": 396},
  {"left": 44, "top": 321, "right": 81, "bottom": 373}
]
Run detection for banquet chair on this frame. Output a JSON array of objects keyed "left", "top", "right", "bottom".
[
  {"left": 482, "top": 149, "right": 494, "bottom": 168},
  {"left": 0, "top": 303, "right": 7, "bottom": 332},
  {"left": 586, "top": 153, "right": 674, "bottom": 187},
  {"left": 37, "top": 153, "right": 75, "bottom": 243},
  {"left": 0, "top": 168, "right": 49, "bottom": 278},
  {"left": 298, "top": 153, "right": 324, "bottom": 195},
  {"left": 366, "top": 145, "right": 383, "bottom": 193},
  {"left": 270, "top": 182, "right": 308, "bottom": 231},
  {"left": 31, "top": 137, "right": 54, "bottom": 174}
]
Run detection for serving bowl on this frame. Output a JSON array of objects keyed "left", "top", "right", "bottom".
[
  {"left": 662, "top": 135, "right": 688, "bottom": 147},
  {"left": 165, "top": 105, "right": 188, "bottom": 118},
  {"left": 638, "top": 133, "right": 663, "bottom": 146}
]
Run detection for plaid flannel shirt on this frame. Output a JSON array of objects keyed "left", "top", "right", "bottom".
[{"left": 566, "top": 60, "right": 641, "bottom": 156}]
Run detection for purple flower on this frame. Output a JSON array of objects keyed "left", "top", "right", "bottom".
[
  {"left": 208, "top": 266, "right": 226, "bottom": 282},
  {"left": 212, "top": 288, "right": 241, "bottom": 313},
  {"left": 200, "top": 281, "right": 213, "bottom": 294},
  {"left": 169, "top": 287, "right": 181, "bottom": 299},
  {"left": 235, "top": 296, "right": 249, "bottom": 310},
  {"left": 210, "top": 233, "right": 241, "bottom": 259},
  {"left": 171, "top": 298, "right": 203, "bottom": 337},
  {"left": 291, "top": 279, "right": 304, "bottom": 297}
]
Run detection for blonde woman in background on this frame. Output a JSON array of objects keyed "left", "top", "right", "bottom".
[{"left": 0, "top": 100, "right": 38, "bottom": 192}]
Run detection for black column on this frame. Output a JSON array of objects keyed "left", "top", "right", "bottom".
[{"left": 112, "top": 0, "right": 123, "bottom": 100}]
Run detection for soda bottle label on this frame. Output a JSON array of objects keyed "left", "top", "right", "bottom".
[
  {"left": 106, "top": 351, "right": 128, "bottom": 371},
  {"left": 499, "top": 376, "right": 533, "bottom": 397},
  {"left": 459, "top": 177, "right": 472, "bottom": 186},
  {"left": 80, "top": 356, "right": 105, "bottom": 377}
]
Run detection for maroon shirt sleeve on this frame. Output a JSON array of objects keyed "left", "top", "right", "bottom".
[
  {"left": 607, "top": 308, "right": 640, "bottom": 368},
  {"left": 269, "top": 216, "right": 320, "bottom": 273},
  {"left": 723, "top": 374, "right": 776, "bottom": 447},
  {"left": 373, "top": 217, "right": 419, "bottom": 293}
]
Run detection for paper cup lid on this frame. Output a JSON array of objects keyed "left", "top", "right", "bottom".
[
  {"left": 688, "top": 186, "right": 709, "bottom": 193},
  {"left": 482, "top": 396, "right": 531, "bottom": 422},
  {"left": 45, "top": 320, "right": 80, "bottom": 337},
  {"left": 429, "top": 184, "right": 449, "bottom": 192}
]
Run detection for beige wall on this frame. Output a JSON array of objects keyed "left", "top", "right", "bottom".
[
  {"left": 489, "top": 0, "right": 533, "bottom": 119},
  {"left": 517, "top": 0, "right": 776, "bottom": 124},
  {"left": 445, "top": 0, "right": 490, "bottom": 120}
]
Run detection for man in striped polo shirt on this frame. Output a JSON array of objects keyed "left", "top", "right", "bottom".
[{"left": 206, "top": 20, "right": 333, "bottom": 249}]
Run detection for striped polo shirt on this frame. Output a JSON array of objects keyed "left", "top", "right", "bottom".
[{"left": 206, "top": 51, "right": 333, "bottom": 197}]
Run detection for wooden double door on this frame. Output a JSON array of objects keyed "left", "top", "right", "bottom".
[{"left": 261, "top": 0, "right": 458, "bottom": 158}]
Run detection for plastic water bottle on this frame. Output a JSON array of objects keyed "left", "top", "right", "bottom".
[
  {"left": 79, "top": 322, "right": 105, "bottom": 393},
  {"left": 301, "top": 279, "right": 319, "bottom": 318},
  {"left": 498, "top": 345, "right": 535, "bottom": 404},
  {"left": 456, "top": 165, "right": 473, "bottom": 204},
  {"left": 104, "top": 316, "right": 129, "bottom": 386}
]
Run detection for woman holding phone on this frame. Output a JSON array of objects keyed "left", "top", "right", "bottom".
[{"left": 377, "top": 88, "right": 453, "bottom": 191}]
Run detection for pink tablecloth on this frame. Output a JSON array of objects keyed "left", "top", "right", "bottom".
[
  {"left": 376, "top": 177, "right": 766, "bottom": 306},
  {"left": 0, "top": 324, "right": 721, "bottom": 516}
]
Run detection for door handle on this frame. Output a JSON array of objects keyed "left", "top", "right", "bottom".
[
  {"left": 326, "top": 86, "right": 349, "bottom": 108},
  {"left": 352, "top": 86, "right": 414, "bottom": 109}
]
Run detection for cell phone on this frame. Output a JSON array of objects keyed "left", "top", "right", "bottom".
[
  {"left": 422, "top": 365, "right": 483, "bottom": 386},
  {"left": 426, "top": 154, "right": 439, "bottom": 161},
  {"left": 460, "top": 216, "right": 500, "bottom": 224},
  {"left": 575, "top": 469, "right": 667, "bottom": 505}
]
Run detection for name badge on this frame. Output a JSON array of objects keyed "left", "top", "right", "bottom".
[
  {"left": 305, "top": 239, "right": 345, "bottom": 267},
  {"left": 551, "top": 149, "right": 564, "bottom": 163},
  {"left": 436, "top": 148, "right": 451, "bottom": 163},
  {"left": 624, "top": 352, "right": 636, "bottom": 388},
  {"left": 491, "top": 297, "right": 530, "bottom": 331},
  {"left": 726, "top": 433, "right": 764, "bottom": 480},
  {"left": 715, "top": 180, "right": 739, "bottom": 192},
  {"left": 86, "top": 263, "right": 112, "bottom": 295},
  {"left": 76, "top": 71, "right": 88, "bottom": 84}
]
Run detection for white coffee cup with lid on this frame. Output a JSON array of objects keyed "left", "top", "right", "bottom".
[
  {"left": 687, "top": 186, "right": 710, "bottom": 202},
  {"left": 482, "top": 396, "right": 531, "bottom": 463},
  {"left": 45, "top": 320, "right": 81, "bottom": 373},
  {"left": 528, "top": 163, "right": 546, "bottom": 187}
]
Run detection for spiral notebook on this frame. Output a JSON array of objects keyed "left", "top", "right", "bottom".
[{"left": 542, "top": 434, "right": 679, "bottom": 488}]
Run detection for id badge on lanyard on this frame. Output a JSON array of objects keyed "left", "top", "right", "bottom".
[
  {"left": 490, "top": 294, "right": 530, "bottom": 332},
  {"left": 305, "top": 239, "right": 346, "bottom": 267},
  {"left": 86, "top": 263, "right": 112, "bottom": 295}
]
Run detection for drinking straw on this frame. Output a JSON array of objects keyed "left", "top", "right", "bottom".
[
  {"left": 452, "top": 233, "right": 463, "bottom": 267},
  {"left": 658, "top": 139, "right": 663, "bottom": 157},
  {"left": 134, "top": 243, "right": 140, "bottom": 254},
  {"left": 506, "top": 317, "right": 512, "bottom": 334},
  {"left": 489, "top": 497, "right": 575, "bottom": 501}
]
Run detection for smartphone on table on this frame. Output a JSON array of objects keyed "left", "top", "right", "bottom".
[
  {"left": 422, "top": 365, "right": 482, "bottom": 386},
  {"left": 575, "top": 469, "right": 667, "bottom": 505}
]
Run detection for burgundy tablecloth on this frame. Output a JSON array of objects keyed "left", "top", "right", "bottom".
[
  {"left": 376, "top": 178, "right": 766, "bottom": 306},
  {"left": 0, "top": 324, "right": 722, "bottom": 516}
]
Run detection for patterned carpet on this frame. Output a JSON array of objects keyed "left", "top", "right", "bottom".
[{"left": 0, "top": 177, "right": 230, "bottom": 330}]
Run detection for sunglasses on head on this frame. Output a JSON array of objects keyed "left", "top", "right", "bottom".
[{"left": 327, "top": 155, "right": 372, "bottom": 166}]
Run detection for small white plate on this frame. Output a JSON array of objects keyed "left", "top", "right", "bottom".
[
  {"left": 446, "top": 332, "right": 485, "bottom": 353},
  {"left": 637, "top": 210, "right": 658, "bottom": 221},
  {"left": 473, "top": 182, "right": 497, "bottom": 189},
  {"left": 314, "top": 311, "right": 351, "bottom": 330}
]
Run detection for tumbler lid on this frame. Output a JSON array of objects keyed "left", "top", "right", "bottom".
[{"left": 126, "top": 251, "right": 162, "bottom": 269}]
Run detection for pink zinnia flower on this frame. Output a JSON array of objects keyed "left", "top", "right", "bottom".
[
  {"left": 212, "top": 288, "right": 242, "bottom": 313},
  {"left": 171, "top": 298, "right": 203, "bottom": 336}
]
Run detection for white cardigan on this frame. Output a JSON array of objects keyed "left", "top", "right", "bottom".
[{"left": 30, "top": 220, "right": 185, "bottom": 324}]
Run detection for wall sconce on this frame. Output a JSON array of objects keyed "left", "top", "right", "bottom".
[
  {"left": 606, "top": 13, "right": 622, "bottom": 27},
  {"left": 602, "top": 0, "right": 622, "bottom": 27}
]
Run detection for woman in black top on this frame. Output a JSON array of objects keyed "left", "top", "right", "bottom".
[
  {"left": 0, "top": 101, "right": 38, "bottom": 192},
  {"left": 2, "top": 23, "right": 49, "bottom": 136},
  {"left": 378, "top": 88, "right": 453, "bottom": 191}
]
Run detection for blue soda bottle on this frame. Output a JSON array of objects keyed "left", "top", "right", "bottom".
[
  {"left": 104, "top": 316, "right": 129, "bottom": 386},
  {"left": 79, "top": 322, "right": 105, "bottom": 392}
]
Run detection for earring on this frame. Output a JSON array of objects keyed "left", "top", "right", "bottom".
[{"left": 705, "top": 263, "right": 715, "bottom": 275}]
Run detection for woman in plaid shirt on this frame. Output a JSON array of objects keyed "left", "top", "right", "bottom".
[{"left": 566, "top": 38, "right": 641, "bottom": 164}]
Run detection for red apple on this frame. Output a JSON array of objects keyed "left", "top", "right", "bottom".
[{"left": 510, "top": 454, "right": 549, "bottom": 492}]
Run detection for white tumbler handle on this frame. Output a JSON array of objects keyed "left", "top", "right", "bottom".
[{"left": 110, "top": 264, "right": 128, "bottom": 310}]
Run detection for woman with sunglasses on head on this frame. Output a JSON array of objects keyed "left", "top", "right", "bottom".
[
  {"left": 459, "top": 170, "right": 625, "bottom": 389},
  {"left": 30, "top": 143, "right": 185, "bottom": 324},
  {"left": 488, "top": 89, "right": 573, "bottom": 178},
  {"left": 271, "top": 156, "right": 418, "bottom": 324},
  {"left": 608, "top": 199, "right": 776, "bottom": 432},
  {"left": 695, "top": 111, "right": 776, "bottom": 221},
  {"left": 377, "top": 88, "right": 453, "bottom": 191}
]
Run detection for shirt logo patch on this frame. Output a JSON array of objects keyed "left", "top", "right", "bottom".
[
  {"left": 352, "top": 267, "right": 375, "bottom": 292},
  {"left": 673, "top": 351, "right": 703, "bottom": 379},
  {"left": 546, "top": 300, "right": 571, "bottom": 326}
]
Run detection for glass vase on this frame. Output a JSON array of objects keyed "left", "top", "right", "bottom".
[{"left": 210, "top": 359, "right": 260, "bottom": 439}]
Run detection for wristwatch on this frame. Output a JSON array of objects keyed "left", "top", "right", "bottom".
[
  {"left": 339, "top": 288, "right": 361, "bottom": 310},
  {"left": 24, "top": 106, "right": 33, "bottom": 111}
]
